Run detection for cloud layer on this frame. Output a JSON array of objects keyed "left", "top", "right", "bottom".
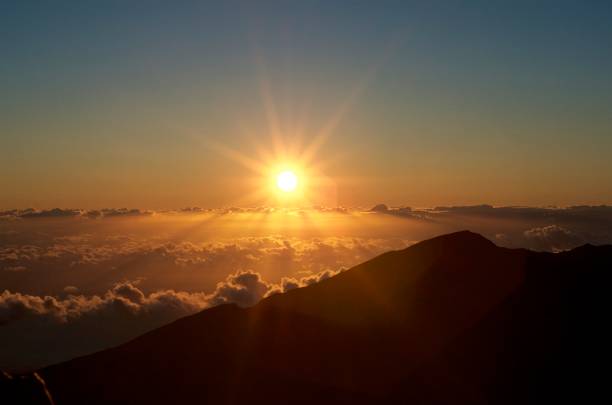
[
  {"left": 0, "top": 269, "right": 337, "bottom": 326},
  {"left": 0, "top": 232, "right": 404, "bottom": 297},
  {"left": 0, "top": 267, "right": 339, "bottom": 371},
  {"left": 1, "top": 205, "right": 611, "bottom": 370}
]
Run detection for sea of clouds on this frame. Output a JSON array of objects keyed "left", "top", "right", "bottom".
[{"left": 1, "top": 205, "right": 611, "bottom": 370}]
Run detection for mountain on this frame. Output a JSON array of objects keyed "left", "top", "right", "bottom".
[{"left": 10, "top": 231, "right": 611, "bottom": 404}]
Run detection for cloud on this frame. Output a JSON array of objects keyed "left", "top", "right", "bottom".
[
  {"left": 426, "top": 204, "right": 612, "bottom": 223},
  {"left": 367, "top": 204, "right": 612, "bottom": 251},
  {"left": 208, "top": 271, "right": 274, "bottom": 307},
  {"left": 19, "top": 209, "right": 83, "bottom": 219},
  {"left": 0, "top": 268, "right": 337, "bottom": 370},
  {"left": 298, "top": 268, "right": 341, "bottom": 285},
  {"left": 63, "top": 286, "right": 79, "bottom": 294},
  {"left": 0, "top": 231, "right": 406, "bottom": 297},
  {"left": 0, "top": 208, "right": 153, "bottom": 220},
  {"left": 1, "top": 204, "right": 612, "bottom": 370},
  {"left": 0, "top": 282, "right": 206, "bottom": 326},
  {"left": 2, "top": 266, "right": 339, "bottom": 326},
  {"left": 97, "top": 208, "right": 153, "bottom": 218},
  {"left": 523, "top": 225, "right": 585, "bottom": 252},
  {"left": 368, "top": 204, "right": 420, "bottom": 218},
  {"left": 264, "top": 268, "right": 344, "bottom": 300}
]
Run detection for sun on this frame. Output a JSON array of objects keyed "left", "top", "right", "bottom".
[{"left": 276, "top": 170, "right": 298, "bottom": 192}]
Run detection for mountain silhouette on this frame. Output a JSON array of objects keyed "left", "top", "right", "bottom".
[{"left": 10, "top": 231, "right": 609, "bottom": 404}]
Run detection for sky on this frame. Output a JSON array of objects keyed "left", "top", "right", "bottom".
[{"left": 1, "top": 0, "right": 611, "bottom": 209}]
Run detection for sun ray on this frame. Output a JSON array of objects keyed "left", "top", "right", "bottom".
[
  {"left": 207, "top": 141, "right": 269, "bottom": 175},
  {"left": 206, "top": 35, "right": 403, "bottom": 209}
]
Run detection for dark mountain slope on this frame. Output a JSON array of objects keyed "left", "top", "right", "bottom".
[
  {"left": 36, "top": 231, "right": 609, "bottom": 404},
  {"left": 407, "top": 243, "right": 611, "bottom": 404}
]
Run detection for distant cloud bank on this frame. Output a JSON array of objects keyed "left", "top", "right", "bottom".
[
  {"left": 3, "top": 204, "right": 610, "bottom": 226},
  {"left": 0, "top": 208, "right": 154, "bottom": 220}
]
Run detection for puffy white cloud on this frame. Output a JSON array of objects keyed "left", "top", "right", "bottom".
[
  {"left": 269, "top": 268, "right": 343, "bottom": 298},
  {"left": 0, "top": 282, "right": 203, "bottom": 326},
  {"left": 1, "top": 266, "right": 340, "bottom": 327},
  {"left": 208, "top": 271, "right": 273, "bottom": 307},
  {"left": 0, "top": 267, "right": 338, "bottom": 370}
]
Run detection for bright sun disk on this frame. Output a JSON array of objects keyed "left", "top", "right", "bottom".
[{"left": 276, "top": 170, "right": 298, "bottom": 192}]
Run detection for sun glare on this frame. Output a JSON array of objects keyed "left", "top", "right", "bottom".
[{"left": 276, "top": 170, "right": 298, "bottom": 192}]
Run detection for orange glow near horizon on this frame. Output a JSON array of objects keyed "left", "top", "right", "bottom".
[
  {"left": 209, "top": 136, "right": 339, "bottom": 208},
  {"left": 200, "top": 47, "right": 359, "bottom": 209}
]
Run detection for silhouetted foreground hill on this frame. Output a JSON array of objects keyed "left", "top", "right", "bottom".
[{"left": 10, "top": 231, "right": 610, "bottom": 404}]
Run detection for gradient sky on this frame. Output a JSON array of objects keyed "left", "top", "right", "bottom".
[{"left": 1, "top": 0, "right": 611, "bottom": 209}]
